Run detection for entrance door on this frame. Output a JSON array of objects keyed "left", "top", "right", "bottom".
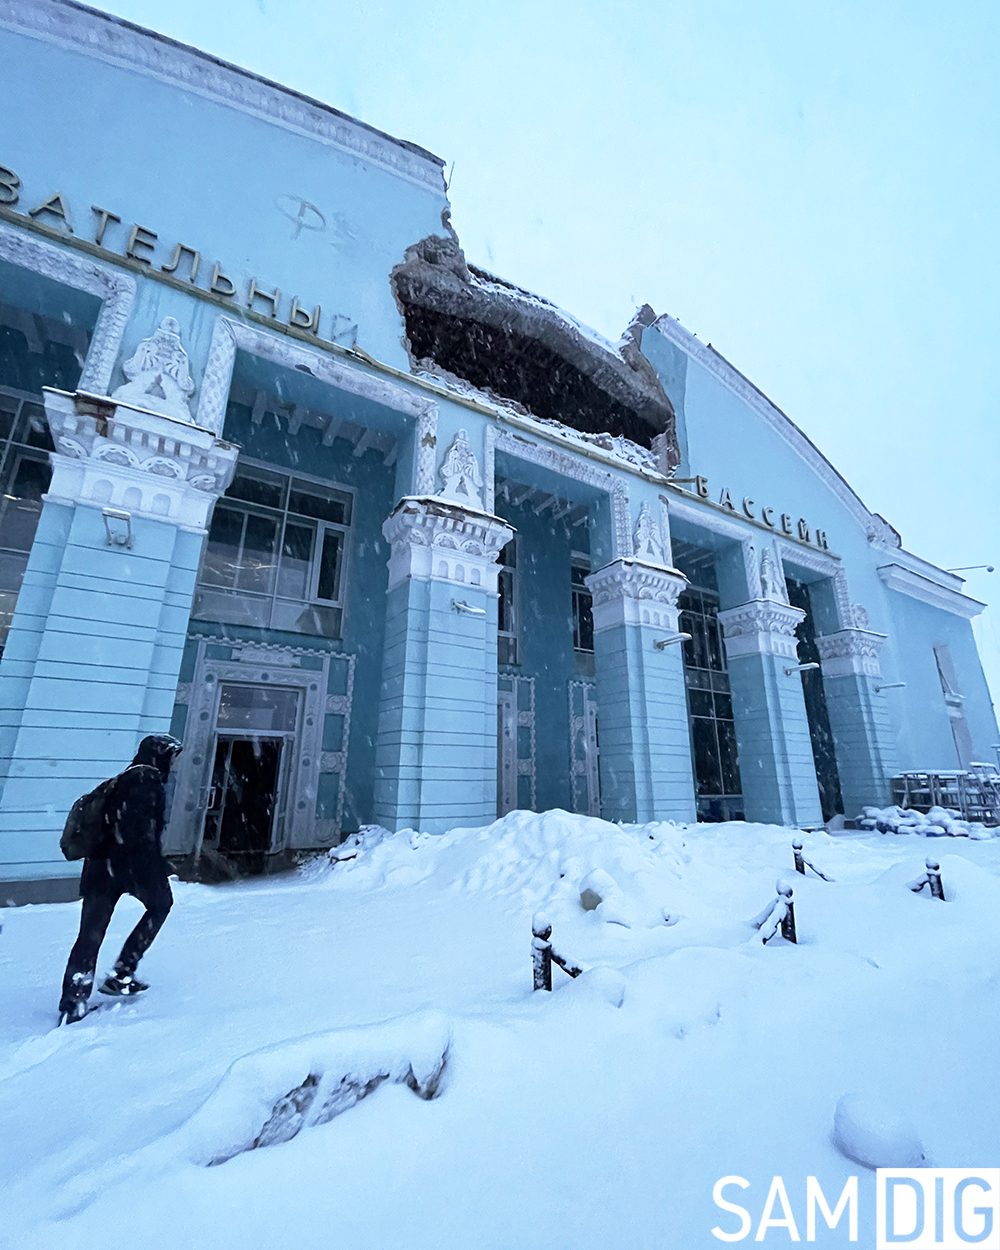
[{"left": 202, "top": 737, "right": 284, "bottom": 873}]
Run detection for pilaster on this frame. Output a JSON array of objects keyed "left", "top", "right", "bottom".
[
  {"left": 374, "top": 496, "right": 513, "bottom": 833},
  {"left": 584, "top": 557, "right": 696, "bottom": 823},
  {"left": 0, "top": 365, "right": 237, "bottom": 886},
  {"left": 816, "top": 625, "right": 897, "bottom": 812},
  {"left": 717, "top": 597, "right": 823, "bottom": 826}
]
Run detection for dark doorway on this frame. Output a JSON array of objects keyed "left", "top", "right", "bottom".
[
  {"left": 785, "top": 577, "right": 844, "bottom": 821},
  {"left": 203, "top": 737, "right": 283, "bottom": 874}
]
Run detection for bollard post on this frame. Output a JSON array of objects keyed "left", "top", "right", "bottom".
[
  {"left": 926, "top": 858, "right": 945, "bottom": 901},
  {"left": 792, "top": 838, "right": 806, "bottom": 875},
  {"left": 532, "top": 912, "right": 553, "bottom": 991},
  {"left": 778, "top": 881, "right": 797, "bottom": 943}
]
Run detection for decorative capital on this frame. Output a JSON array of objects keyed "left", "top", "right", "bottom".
[
  {"left": 42, "top": 387, "right": 238, "bottom": 532},
  {"left": 717, "top": 598, "right": 806, "bottom": 660},
  {"left": 584, "top": 557, "right": 687, "bottom": 633},
  {"left": 382, "top": 496, "right": 513, "bottom": 593},
  {"left": 815, "top": 627, "right": 888, "bottom": 678},
  {"left": 112, "top": 317, "right": 197, "bottom": 421}
]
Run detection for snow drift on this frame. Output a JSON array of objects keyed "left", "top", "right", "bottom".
[{"left": 183, "top": 1010, "right": 452, "bottom": 1165}]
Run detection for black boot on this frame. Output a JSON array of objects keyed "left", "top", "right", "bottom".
[
  {"left": 98, "top": 972, "right": 149, "bottom": 996},
  {"left": 57, "top": 999, "right": 90, "bottom": 1026}
]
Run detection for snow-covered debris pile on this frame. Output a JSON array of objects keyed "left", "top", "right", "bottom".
[
  {"left": 316, "top": 808, "right": 691, "bottom": 929},
  {"left": 857, "top": 805, "right": 992, "bottom": 838},
  {"left": 174, "top": 1011, "right": 450, "bottom": 1166}
]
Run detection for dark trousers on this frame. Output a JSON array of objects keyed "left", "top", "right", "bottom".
[{"left": 60, "top": 871, "right": 173, "bottom": 1010}]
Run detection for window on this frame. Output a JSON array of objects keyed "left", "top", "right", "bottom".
[
  {"left": 497, "top": 539, "right": 518, "bottom": 665},
  {"left": 786, "top": 577, "right": 844, "bottom": 821},
  {"left": 193, "top": 462, "right": 352, "bottom": 638},
  {"left": 678, "top": 586, "right": 743, "bottom": 822},
  {"left": 0, "top": 389, "right": 56, "bottom": 646},
  {"left": 571, "top": 556, "right": 594, "bottom": 652},
  {"left": 933, "top": 642, "right": 975, "bottom": 767}
]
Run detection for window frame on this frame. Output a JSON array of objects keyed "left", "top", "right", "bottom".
[
  {"left": 570, "top": 552, "right": 594, "bottom": 654},
  {"left": 196, "top": 456, "right": 355, "bottom": 638},
  {"left": 0, "top": 385, "right": 55, "bottom": 645},
  {"left": 497, "top": 538, "right": 519, "bottom": 666}
]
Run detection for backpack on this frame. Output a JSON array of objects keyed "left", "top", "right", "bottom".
[{"left": 60, "top": 772, "right": 127, "bottom": 861}]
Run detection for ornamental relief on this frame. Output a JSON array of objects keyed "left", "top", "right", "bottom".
[
  {"left": 58, "top": 435, "right": 217, "bottom": 491},
  {"left": 437, "top": 429, "right": 484, "bottom": 511},
  {"left": 112, "top": 317, "right": 197, "bottom": 420},
  {"left": 632, "top": 501, "right": 666, "bottom": 564}
]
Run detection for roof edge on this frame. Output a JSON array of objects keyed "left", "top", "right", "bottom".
[
  {"left": 649, "top": 312, "right": 902, "bottom": 549},
  {"left": 0, "top": 0, "right": 447, "bottom": 190}
]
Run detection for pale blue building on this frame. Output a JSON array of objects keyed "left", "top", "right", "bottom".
[{"left": 1, "top": 0, "right": 996, "bottom": 903}]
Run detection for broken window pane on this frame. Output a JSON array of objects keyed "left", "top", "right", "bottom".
[
  {"left": 202, "top": 507, "right": 243, "bottom": 588},
  {"left": 277, "top": 521, "right": 315, "bottom": 600},
  {"left": 316, "top": 529, "right": 342, "bottom": 601},
  {"left": 238, "top": 514, "right": 279, "bottom": 596}
]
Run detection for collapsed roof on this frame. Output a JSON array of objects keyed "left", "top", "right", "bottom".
[{"left": 392, "top": 232, "right": 679, "bottom": 468}]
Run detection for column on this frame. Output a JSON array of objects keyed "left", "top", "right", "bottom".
[
  {"left": 374, "top": 496, "right": 512, "bottom": 833},
  {"left": 816, "top": 625, "right": 897, "bottom": 813},
  {"left": 717, "top": 597, "right": 824, "bottom": 827},
  {"left": 0, "top": 381, "right": 237, "bottom": 898},
  {"left": 585, "top": 558, "right": 696, "bottom": 824}
]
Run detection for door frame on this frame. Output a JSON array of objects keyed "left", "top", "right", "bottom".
[
  {"left": 569, "top": 680, "right": 600, "bottom": 816},
  {"left": 166, "top": 642, "right": 332, "bottom": 857},
  {"left": 497, "top": 674, "right": 536, "bottom": 816}
]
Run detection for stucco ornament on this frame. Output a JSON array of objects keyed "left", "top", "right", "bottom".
[
  {"left": 632, "top": 502, "right": 665, "bottom": 564},
  {"left": 112, "top": 317, "right": 196, "bottom": 420},
  {"left": 437, "top": 428, "right": 484, "bottom": 510},
  {"left": 759, "top": 549, "right": 788, "bottom": 602}
]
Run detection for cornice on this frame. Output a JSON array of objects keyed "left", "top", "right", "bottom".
[
  {"left": 0, "top": 0, "right": 446, "bottom": 192},
  {"left": 877, "top": 563, "right": 985, "bottom": 620},
  {"left": 649, "top": 314, "right": 901, "bottom": 550}
]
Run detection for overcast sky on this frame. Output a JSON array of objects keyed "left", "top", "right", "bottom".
[{"left": 96, "top": 0, "right": 1000, "bottom": 702}]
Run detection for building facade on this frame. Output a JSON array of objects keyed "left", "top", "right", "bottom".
[{"left": 1, "top": 0, "right": 996, "bottom": 903}]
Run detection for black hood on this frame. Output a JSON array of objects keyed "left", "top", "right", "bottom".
[{"left": 131, "top": 734, "right": 183, "bottom": 774}]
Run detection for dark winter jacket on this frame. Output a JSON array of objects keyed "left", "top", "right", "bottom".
[{"left": 80, "top": 735, "right": 182, "bottom": 895}]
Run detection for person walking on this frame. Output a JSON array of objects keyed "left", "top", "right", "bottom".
[{"left": 58, "top": 734, "right": 183, "bottom": 1025}]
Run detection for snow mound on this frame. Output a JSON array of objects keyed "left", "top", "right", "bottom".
[
  {"left": 319, "top": 808, "right": 689, "bottom": 928},
  {"left": 833, "top": 1093, "right": 925, "bottom": 1168},
  {"left": 558, "top": 965, "right": 627, "bottom": 1009},
  {"left": 176, "top": 1010, "right": 451, "bottom": 1166}
]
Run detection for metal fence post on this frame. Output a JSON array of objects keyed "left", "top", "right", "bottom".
[
  {"left": 532, "top": 912, "right": 553, "bottom": 991},
  {"left": 778, "top": 881, "right": 797, "bottom": 943}
]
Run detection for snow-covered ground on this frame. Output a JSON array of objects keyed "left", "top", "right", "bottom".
[{"left": 3, "top": 811, "right": 1000, "bottom": 1249}]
